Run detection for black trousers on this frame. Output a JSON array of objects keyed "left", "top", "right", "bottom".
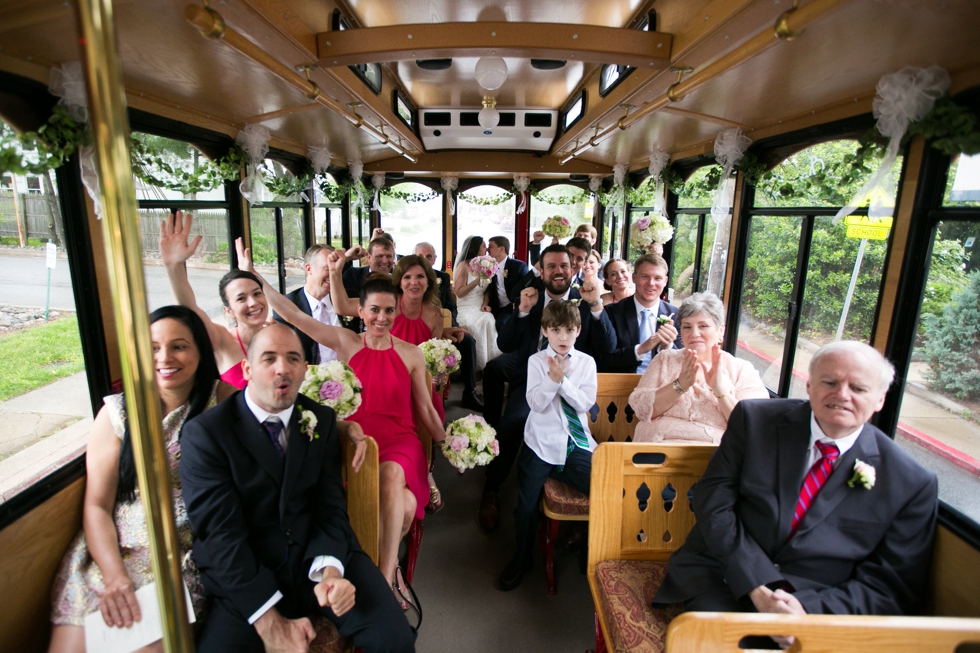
[
  {"left": 511, "top": 445, "right": 592, "bottom": 561},
  {"left": 196, "top": 550, "right": 415, "bottom": 653},
  {"left": 456, "top": 332, "right": 477, "bottom": 393}
]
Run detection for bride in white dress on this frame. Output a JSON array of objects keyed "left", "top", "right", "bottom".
[{"left": 453, "top": 236, "right": 502, "bottom": 371}]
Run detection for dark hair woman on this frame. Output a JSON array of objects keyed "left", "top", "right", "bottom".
[{"left": 49, "top": 306, "right": 232, "bottom": 653}]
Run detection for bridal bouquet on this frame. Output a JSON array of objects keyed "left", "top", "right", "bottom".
[
  {"left": 469, "top": 254, "right": 498, "bottom": 282},
  {"left": 419, "top": 338, "right": 461, "bottom": 383},
  {"left": 630, "top": 213, "right": 673, "bottom": 249},
  {"left": 541, "top": 215, "right": 573, "bottom": 239},
  {"left": 441, "top": 414, "right": 499, "bottom": 471},
  {"left": 299, "top": 360, "right": 363, "bottom": 419}
]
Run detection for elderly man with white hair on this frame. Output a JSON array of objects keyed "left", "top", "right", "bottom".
[{"left": 653, "top": 341, "right": 938, "bottom": 640}]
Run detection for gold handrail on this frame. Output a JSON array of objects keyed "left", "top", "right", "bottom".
[
  {"left": 75, "top": 0, "right": 195, "bottom": 651},
  {"left": 557, "top": 0, "right": 850, "bottom": 164}
]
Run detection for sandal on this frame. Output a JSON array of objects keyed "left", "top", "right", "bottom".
[
  {"left": 425, "top": 485, "right": 444, "bottom": 514},
  {"left": 391, "top": 580, "right": 409, "bottom": 611},
  {"left": 393, "top": 566, "right": 422, "bottom": 630}
]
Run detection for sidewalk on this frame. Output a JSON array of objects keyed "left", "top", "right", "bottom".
[{"left": 0, "top": 372, "right": 92, "bottom": 501}]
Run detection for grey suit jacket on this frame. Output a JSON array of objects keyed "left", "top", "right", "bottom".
[{"left": 653, "top": 398, "right": 938, "bottom": 615}]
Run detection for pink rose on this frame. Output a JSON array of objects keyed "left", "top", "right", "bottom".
[
  {"left": 636, "top": 217, "right": 651, "bottom": 230},
  {"left": 561, "top": 218, "right": 569, "bottom": 225},
  {"left": 489, "top": 440, "right": 500, "bottom": 456},
  {"left": 319, "top": 380, "right": 343, "bottom": 401},
  {"left": 444, "top": 354, "right": 458, "bottom": 368},
  {"left": 450, "top": 434, "right": 469, "bottom": 452}
]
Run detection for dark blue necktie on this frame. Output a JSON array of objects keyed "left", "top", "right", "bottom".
[{"left": 263, "top": 416, "right": 285, "bottom": 460}]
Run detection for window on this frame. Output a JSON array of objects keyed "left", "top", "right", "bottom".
[
  {"left": 457, "top": 185, "right": 515, "bottom": 268},
  {"left": 732, "top": 140, "right": 896, "bottom": 397},
  {"left": 379, "top": 182, "right": 443, "bottom": 267},
  {"left": 530, "top": 184, "right": 592, "bottom": 243},
  {"left": 249, "top": 160, "right": 309, "bottom": 295},
  {"left": 598, "top": 64, "right": 633, "bottom": 97},
  {"left": 394, "top": 90, "right": 415, "bottom": 132},
  {"left": 333, "top": 10, "right": 382, "bottom": 95},
  {"left": 562, "top": 91, "right": 585, "bottom": 133}
]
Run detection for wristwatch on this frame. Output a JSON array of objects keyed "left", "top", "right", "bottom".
[
  {"left": 672, "top": 378, "right": 688, "bottom": 394},
  {"left": 587, "top": 299, "right": 602, "bottom": 308}
]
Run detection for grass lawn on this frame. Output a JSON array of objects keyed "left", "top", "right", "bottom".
[{"left": 0, "top": 316, "right": 85, "bottom": 401}]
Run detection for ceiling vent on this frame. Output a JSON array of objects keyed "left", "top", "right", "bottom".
[{"left": 419, "top": 109, "right": 558, "bottom": 152}]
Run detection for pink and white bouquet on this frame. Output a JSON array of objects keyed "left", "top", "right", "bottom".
[
  {"left": 541, "top": 215, "right": 573, "bottom": 239},
  {"left": 419, "top": 338, "right": 461, "bottom": 383},
  {"left": 299, "top": 360, "right": 363, "bottom": 419},
  {"left": 469, "top": 254, "right": 498, "bottom": 281},
  {"left": 441, "top": 414, "right": 499, "bottom": 471},
  {"left": 630, "top": 213, "right": 673, "bottom": 249}
]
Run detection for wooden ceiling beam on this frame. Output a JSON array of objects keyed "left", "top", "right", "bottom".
[
  {"left": 316, "top": 22, "right": 672, "bottom": 69},
  {"left": 364, "top": 151, "right": 611, "bottom": 177}
]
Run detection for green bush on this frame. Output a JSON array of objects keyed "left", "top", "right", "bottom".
[{"left": 923, "top": 271, "right": 980, "bottom": 400}]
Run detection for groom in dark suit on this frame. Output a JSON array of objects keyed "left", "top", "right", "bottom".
[
  {"left": 485, "top": 235, "right": 529, "bottom": 330},
  {"left": 596, "top": 254, "right": 683, "bottom": 373},
  {"left": 181, "top": 324, "right": 414, "bottom": 652},
  {"left": 654, "top": 341, "right": 938, "bottom": 630}
]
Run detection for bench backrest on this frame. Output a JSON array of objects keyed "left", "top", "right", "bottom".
[
  {"left": 340, "top": 435, "right": 380, "bottom": 565},
  {"left": 587, "top": 442, "right": 717, "bottom": 575},
  {"left": 588, "top": 373, "right": 643, "bottom": 444}
]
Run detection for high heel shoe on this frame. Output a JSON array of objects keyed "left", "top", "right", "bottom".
[
  {"left": 425, "top": 485, "right": 444, "bottom": 514},
  {"left": 393, "top": 566, "right": 422, "bottom": 630}
]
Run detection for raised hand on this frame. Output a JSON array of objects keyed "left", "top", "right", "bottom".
[
  {"left": 519, "top": 287, "right": 539, "bottom": 314},
  {"left": 371, "top": 227, "right": 386, "bottom": 240},
  {"left": 234, "top": 237, "right": 254, "bottom": 273},
  {"left": 701, "top": 343, "right": 732, "bottom": 397},
  {"left": 677, "top": 348, "right": 699, "bottom": 391},
  {"left": 547, "top": 354, "right": 565, "bottom": 383},
  {"left": 327, "top": 248, "right": 346, "bottom": 272},
  {"left": 345, "top": 245, "right": 366, "bottom": 260},
  {"left": 532, "top": 230, "right": 545, "bottom": 244},
  {"left": 159, "top": 210, "right": 202, "bottom": 267},
  {"left": 579, "top": 280, "right": 601, "bottom": 308},
  {"left": 99, "top": 575, "right": 142, "bottom": 628}
]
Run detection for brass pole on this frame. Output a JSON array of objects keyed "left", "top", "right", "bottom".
[{"left": 74, "top": 0, "right": 195, "bottom": 651}]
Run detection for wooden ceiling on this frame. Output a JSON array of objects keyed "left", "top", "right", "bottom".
[{"left": 0, "top": 0, "right": 978, "bottom": 177}]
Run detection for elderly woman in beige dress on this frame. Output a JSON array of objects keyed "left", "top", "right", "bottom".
[{"left": 628, "top": 293, "right": 768, "bottom": 443}]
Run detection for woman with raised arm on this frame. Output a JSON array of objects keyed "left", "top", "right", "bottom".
[
  {"left": 48, "top": 306, "right": 232, "bottom": 653},
  {"left": 452, "top": 236, "right": 501, "bottom": 371},
  {"left": 237, "top": 241, "right": 447, "bottom": 595},
  {"left": 159, "top": 211, "right": 269, "bottom": 389},
  {"left": 601, "top": 258, "right": 633, "bottom": 305}
]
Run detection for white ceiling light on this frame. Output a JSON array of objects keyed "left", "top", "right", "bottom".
[
  {"left": 475, "top": 56, "right": 508, "bottom": 91},
  {"left": 478, "top": 96, "right": 499, "bottom": 129}
]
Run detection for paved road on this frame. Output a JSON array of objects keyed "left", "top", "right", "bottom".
[{"left": 0, "top": 254, "right": 302, "bottom": 318}]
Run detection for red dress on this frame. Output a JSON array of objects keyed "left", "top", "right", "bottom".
[
  {"left": 218, "top": 327, "right": 248, "bottom": 389},
  {"left": 390, "top": 301, "right": 445, "bottom": 422},
  {"left": 348, "top": 343, "right": 429, "bottom": 520}
]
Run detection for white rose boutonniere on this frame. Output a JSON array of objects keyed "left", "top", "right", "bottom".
[
  {"left": 503, "top": 269, "right": 509, "bottom": 278},
  {"left": 299, "top": 407, "right": 318, "bottom": 441},
  {"left": 847, "top": 459, "right": 875, "bottom": 490}
]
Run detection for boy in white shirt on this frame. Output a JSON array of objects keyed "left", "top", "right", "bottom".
[{"left": 498, "top": 300, "right": 598, "bottom": 591}]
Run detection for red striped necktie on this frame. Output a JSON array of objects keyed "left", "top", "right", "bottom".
[{"left": 789, "top": 440, "right": 840, "bottom": 537}]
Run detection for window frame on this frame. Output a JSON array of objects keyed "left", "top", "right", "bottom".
[
  {"left": 333, "top": 10, "right": 382, "bottom": 95},
  {"left": 598, "top": 64, "right": 634, "bottom": 98},
  {"left": 393, "top": 89, "right": 417, "bottom": 133},
  {"left": 561, "top": 90, "right": 586, "bottom": 133}
]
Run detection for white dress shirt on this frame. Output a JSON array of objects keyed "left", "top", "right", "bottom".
[
  {"left": 494, "top": 258, "right": 510, "bottom": 307},
  {"left": 524, "top": 347, "right": 599, "bottom": 465},
  {"left": 632, "top": 296, "right": 667, "bottom": 361},
  {"left": 243, "top": 389, "right": 344, "bottom": 624},
  {"left": 304, "top": 288, "right": 341, "bottom": 363},
  {"left": 805, "top": 413, "right": 862, "bottom": 470}
]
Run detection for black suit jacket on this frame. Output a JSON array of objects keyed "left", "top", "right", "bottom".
[
  {"left": 496, "top": 289, "right": 617, "bottom": 382},
  {"left": 180, "top": 392, "right": 360, "bottom": 620},
  {"left": 653, "top": 398, "right": 938, "bottom": 615},
  {"left": 341, "top": 264, "right": 370, "bottom": 300},
  {"left": 274, "top": 288, "right": 319, "bottom": 365},
  {"left": 595, "top": 297, "right": 683, "bottom": 373},
  {"left": 488, "top": 258, "right": 529, "bottom": 315},
  {"left": 434, "top": 270, "right": 458, "bottom": 326}
]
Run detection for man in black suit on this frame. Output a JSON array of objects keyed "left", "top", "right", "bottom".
[
  {"left": 479, "top": 244, "right": 617, "bottom": 530},
  {"left": 485, "top": 235, "right": 529, "bottom": 330},
  {"left": 414, "top": 241, "right": 484, "bottom": 411},
  {"left": 595, "top": 254, "right": 683, "bottom": 373},
  {"left": 274, "top": 244, "right": 343, "bottom": 364},
  {"left": 514, "top": 236, "right": 593, "bottom": 300},
  {"left": 654, "top": 341, "right": 938, "bottom": 642},
  {"left": 181, "top": 324, "right": 414, "bottom": 653}
]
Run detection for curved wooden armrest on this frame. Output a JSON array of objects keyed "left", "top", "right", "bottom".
[
  {"left": 340, "top": 434, "right": 379, "bottom": 565},
  {"left": 665, "top": 612, "right": 980, "bottom": 653}
]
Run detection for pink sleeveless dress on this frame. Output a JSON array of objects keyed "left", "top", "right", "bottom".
[
  {"left": 390, "top": 301, "right": 445, "bottom": 422},
  {"left": 348, "top": 343, "right": 428, "bottom": 520},
  {"left": 218, "top": 327, "right": 248, "bottom": 389}
]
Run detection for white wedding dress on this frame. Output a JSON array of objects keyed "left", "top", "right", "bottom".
[{"left": 456, "top": 272, "right": 502, "bottom": 371}]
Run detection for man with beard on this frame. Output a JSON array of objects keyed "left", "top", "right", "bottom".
[
  {"left": 181, "top": 324, "right": 414, "bottom": 652},
  {"left": 478, "top": 244, "right": 617, "bottom": 531}
]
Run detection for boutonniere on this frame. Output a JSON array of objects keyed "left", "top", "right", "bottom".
[
  {"left": 436, "top": 277, "right": 442, "bottom": 286},
  {"left": 568, "top": 298, "right": 582, "bottom": 307},
  {"left": 340, "top": 315, "right": 352, "bottom": 326},
  {"left": 657, "top": 315, "right": 672, "bottom": 326},
  {"left": 571, "top": 282, "right": 582, "bottom": 290},
  {"left": 503, "top": 270, "right": 509, "bottom": 278},
  {"left": 847, "top": 459, "right": 875, "bottom": 489},
  {"left": 298, "top": 407, "right": 319, "bottom": 441}
]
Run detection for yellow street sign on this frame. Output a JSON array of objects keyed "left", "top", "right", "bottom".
[
  {"left": 846, "top": 225, "right": 890, "bottom": 240},
  {"left": 844, "top": 215, "right": 894, "bottom": 228}
]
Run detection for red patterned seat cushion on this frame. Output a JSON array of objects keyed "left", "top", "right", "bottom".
[
  {"left": 543, "top": 478, "right": 590, "bottom": 517},
  {"left": 309, "top": 615, "right": 350, "bottom": 653},
  {"left": 594, "top": 559, "right": 670, "bottom": 653}
]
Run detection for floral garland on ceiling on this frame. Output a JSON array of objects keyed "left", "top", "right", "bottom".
[{"left": 0, "top": 106, "right": 90, "bottom": 176}]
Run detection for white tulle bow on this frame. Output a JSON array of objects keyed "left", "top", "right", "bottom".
[
  {"left": 609, "top": 163, "right": 629, "bottom": 208},
  {"left": 48, "top": 63, "right": 102, "bottom": 217},
  {"left": 237, "top": 124, "right": 271, "bottom": 205},
  {"left": 711, "top": 128, "right": 751, "bottom": 220},
  {"left": 349, "top": 159, "right": 364, "bottom": 210},
  {"left": 588, "top": 176, "right": 603, "bottom": 194},
  {"left": 442, "top": 176, "right": 459, "bottom": 215},
  {"left": 514, "top": 174, "right": 530, "bottom": 214},
  {"left": 648, "top": 149, "right": 670, "bottom": 214},
  {"left": 836, "top": 66, "right": 950, "bottom": 221},
  {"left": 371, "top": 173, "right": 385, "bottom": 211}
]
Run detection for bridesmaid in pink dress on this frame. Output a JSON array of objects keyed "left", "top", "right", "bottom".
[{"left": 237, "top": 241, "right": 446, "bottom": 592}]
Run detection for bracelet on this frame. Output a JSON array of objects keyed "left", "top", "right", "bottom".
[
  {"left": 672, "top": 378, "right": 688, "bottom": 394},
  {"left": 713, "top": 386, "right": 733, "bottom": 399},
  {"left": 587, "top": 299, "right": 602, "bottom": 308}
]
